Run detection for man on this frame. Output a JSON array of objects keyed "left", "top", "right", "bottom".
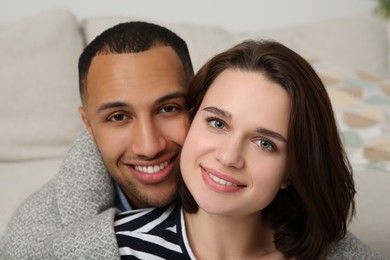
[{"left": 0, "top": 21, "right": 194, "bottom": 259}]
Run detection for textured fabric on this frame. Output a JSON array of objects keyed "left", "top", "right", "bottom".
[
  {"left": 0, "top": 129, "right": 121, "bottom": 259},
  {"left": 327, "top": 232, "right": 387, "bottom": 259},
  {"left": 115, "top": 204, "right": 386, "bottom": 260}
]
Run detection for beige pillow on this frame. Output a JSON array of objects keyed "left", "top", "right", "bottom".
[
  {"left": 84, "top": 12, "right": 388, "bottom": 77},
  {"left": 237, "top": 11, "right": 388, "bottom": 77},
  {"left": 0, "top": 9, "right": 84, "bottom": 161}
]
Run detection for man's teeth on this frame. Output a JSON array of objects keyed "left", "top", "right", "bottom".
[
  {"left": 208, "top": 173, "right": 237, "bottom": 186},
  {"left": 134, "top": 161, "right": 169, "bottom": 174}
]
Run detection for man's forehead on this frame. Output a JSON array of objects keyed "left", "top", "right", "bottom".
[
  {"left": 85, "top": 45, "right": 187, "bottom": 106},
  {"left": 88, "top": 46, "right": 186, "bottom": 81}
]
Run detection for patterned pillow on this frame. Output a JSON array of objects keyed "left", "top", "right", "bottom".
[{"left": 313, "top": 62, "right": 390, "bottom": 172}]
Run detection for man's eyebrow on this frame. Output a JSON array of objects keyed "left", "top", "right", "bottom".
[
  {"left": 203, "top": 106, "right": 231, "bottom": 119},
  {"left": 256, "top": 127, "right": 287, "bottom": 143},
  {"left": 155, "top": 91, "right": 186, "bottom": 104},
  {"left": 97, "top": 101, "right": 129, "bottom": 114},
  {"left": 96, "top": 91, "right": 186, "bottom": 114}
]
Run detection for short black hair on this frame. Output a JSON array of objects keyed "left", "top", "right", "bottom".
[{"left": 78, "top": 21, "right": 194, "bottom": 102}]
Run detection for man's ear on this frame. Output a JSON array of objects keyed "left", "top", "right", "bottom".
[{"left": 78, "top": 106, "right": 96, "bottom": 144}]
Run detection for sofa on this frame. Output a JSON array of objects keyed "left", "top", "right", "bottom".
[{"left": 0, "top": 8, "right": 389, "bottom": 258}]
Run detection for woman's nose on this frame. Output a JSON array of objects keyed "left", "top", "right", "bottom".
[{"left": 215, "top": 137, "right": 244, "bottom": 169}]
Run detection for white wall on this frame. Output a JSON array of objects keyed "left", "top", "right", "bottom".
[{"left": 0, "top": 0, "right": 378, "bottom": 32}]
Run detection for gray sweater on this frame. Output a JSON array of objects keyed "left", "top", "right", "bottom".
[
  {"left": 0, "top": 129, "right": 386, "bottom": 259},
  {"left": 0, "top": 129, "right": 120, "bottom": 259}
]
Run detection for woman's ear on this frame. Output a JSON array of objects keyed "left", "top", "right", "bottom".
[{"left": 280, "top": 177, "right": 291, "bottom": 189}]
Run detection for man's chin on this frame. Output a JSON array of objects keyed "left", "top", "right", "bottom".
[{"left": 141, "top": 189, "right": 178, "bottom": 208}]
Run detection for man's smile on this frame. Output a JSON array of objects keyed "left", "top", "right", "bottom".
[{"left": 133, "top": 160, "right": 170, "bottom": 174}]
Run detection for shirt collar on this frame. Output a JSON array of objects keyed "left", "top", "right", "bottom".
[{"left": 114, "top": 182, "right": 133, "bottom": 212}]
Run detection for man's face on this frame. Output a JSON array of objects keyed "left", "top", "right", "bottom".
[{"left": 79, "top": 46, "right": 190, "bottom": 208}]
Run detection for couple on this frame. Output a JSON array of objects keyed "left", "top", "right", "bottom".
[{"left": 0, "top": 21, "right": 383, "bottom": 259}]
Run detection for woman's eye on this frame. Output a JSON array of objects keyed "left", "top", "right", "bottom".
[
  {"left": 109, "top": 114, "right": 126, "bottom": 122},
  {"left": 209, "top": 119, "right": 225, "bottom": 129},
  {"left": 256, "top": 139, "right": 275, "bottom": 151}
]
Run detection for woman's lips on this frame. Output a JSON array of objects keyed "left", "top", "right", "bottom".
[{"left": 200, "top": 165, "right": 245, "bottom": 192}]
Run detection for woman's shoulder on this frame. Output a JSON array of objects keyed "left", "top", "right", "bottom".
[
  {"left": 114, "top": 203, "right": 179, "bottom": 232},
  {"left": 327, "top": 231, "right": 386, "bottom": 259},
  {"left": 113, "top": 204, "right": 187, "bottom": 259}
]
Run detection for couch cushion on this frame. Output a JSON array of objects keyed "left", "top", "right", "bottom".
[
  {"left": 0, "top": 9, "right": 84, "bottom": 161},
  {"left": 83, "top": 11, "right": 388, "bottom": 77},
  {"left": 237, "top": 11, "right": 388, "bottom": 77}
]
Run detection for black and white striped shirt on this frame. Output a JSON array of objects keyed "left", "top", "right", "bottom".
[{"left": 114, "top": 203, "right": 195, "bottom": 259}]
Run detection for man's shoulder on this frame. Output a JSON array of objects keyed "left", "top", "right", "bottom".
[
  {"left": 0, "top": 181, "right": 59, "bottom": 259},
  {"left": 5, "top": 178, "right": 58, "bottom": 227},
  {"left": 50, "top": 208, "right": 120, "bottom": 259},
  {"left": 0, "top": 129, "right": 118, "bottom": 259},
  {"left": 59, "top": 128, "right": 105, "bottom": 175}
]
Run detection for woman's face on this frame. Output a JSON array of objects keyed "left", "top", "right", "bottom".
[{"left": 180, "top": 69, "right": 291, "bottom": 217}]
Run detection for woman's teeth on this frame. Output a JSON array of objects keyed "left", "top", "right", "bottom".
[
  {"left": 134, "top": 161, "right": 169, "bottom": 174},
  {"left": 208, "top": 173, "right": 237, "bottom": 186}
]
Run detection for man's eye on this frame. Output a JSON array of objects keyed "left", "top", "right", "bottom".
[
  {"left": 109, "top": 114, "right": 126, "bottom": 122},
  {"left": 160, "top": 105, "right": 178, "bottom": 113}
]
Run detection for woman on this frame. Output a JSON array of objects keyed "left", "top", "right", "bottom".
[{"left": 115, "top": 40, "right": 383, "bottom": 259}]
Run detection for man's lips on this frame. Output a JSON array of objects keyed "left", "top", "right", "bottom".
[
  {"left": 125, "top": 156, "right": 177, "bottom": 184},
  {"left": 133, "top": 160, "right": 170, "bottom": 174}
]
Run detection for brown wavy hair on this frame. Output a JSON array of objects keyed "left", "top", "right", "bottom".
[{"left": 178, "top": 40, "right": 355, "bottom": 259}]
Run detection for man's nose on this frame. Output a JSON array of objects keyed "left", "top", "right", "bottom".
[{"left": 132, "top": 118, "right": 167, "bottom": 158}]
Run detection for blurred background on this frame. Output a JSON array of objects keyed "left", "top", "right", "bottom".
[{"left": 0, "top": 0, "right": 377, "bottom": 31}]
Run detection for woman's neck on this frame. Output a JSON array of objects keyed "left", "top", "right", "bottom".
[{"left": 183, "top": 208, "right": 283, "bottom": 260}]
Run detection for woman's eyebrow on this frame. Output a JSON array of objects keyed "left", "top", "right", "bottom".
[
  {"left": 203, "top": 106, "right": 231, "bottom": 119},
  {"left": 256, "top": 127, "right": 287, "bottom": 143},
  {"left": 204, "top": 106, "right": 287, "bottom": 142}
]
